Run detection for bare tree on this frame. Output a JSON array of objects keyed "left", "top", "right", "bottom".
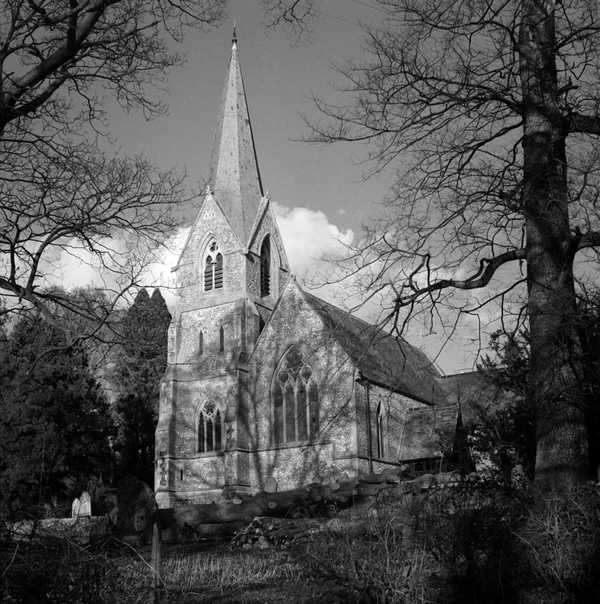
[
  {"left": 260, "top": 0, "right": 319, "bottom": 37},
  {"left": 305, "top": 0, "right": 600, "bottom": 488},
  {"left": 0, "top": 143, "right": 184, "bottom": 322},
  {"left": 0, "top": 0, "right": 226, "bottom": 325},
  {"left": 0, "top": 1, "right": 225, "bottom": 136}
]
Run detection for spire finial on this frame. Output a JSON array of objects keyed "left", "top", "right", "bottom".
[{"left": 232, "top": 22, "right": 237, "bottom": 45}]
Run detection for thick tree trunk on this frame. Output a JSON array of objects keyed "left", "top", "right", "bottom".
[{"left": 520, "top": 1, "right": 588, "bottom": 489}]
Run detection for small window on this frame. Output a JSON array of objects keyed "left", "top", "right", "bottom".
[
  {"left": 199, "top": 330, "right": 203, "bottom": 355},
  {"left": 204, "top": 257, "right": 213, "bottom": 291},
  {"left": 376, "top": 402, "right": 385, "bottom": 458},
  {"left": 214, "top": 253, "right": 223, "bottom": 289},
  {"left": 219, "top": 325, "right": 224, "bottom": 352},
  {"left": 260, "top": 236, "right": 271, "bottom": 297},
  {"left": 204, "top": 240, "right": 223, "bottom": 291}
]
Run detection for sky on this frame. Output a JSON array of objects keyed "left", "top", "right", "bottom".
[
  {"left": 56, "top": 0, "right": 489, "bottom": 373},
  {"left": 107, "top": 0, "right": 389, "bottom": 230}
]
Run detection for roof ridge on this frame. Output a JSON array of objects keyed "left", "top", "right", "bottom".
[{"left": 302, "top": 290, "right": 399, "bottom": 341}]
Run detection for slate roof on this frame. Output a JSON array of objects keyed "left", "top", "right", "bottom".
[
  {"left": 209, "top": 37, "right": 264, "bottom": 245},
  {"left": 302, "top": 291, "right": 447, "bottom": 405}
]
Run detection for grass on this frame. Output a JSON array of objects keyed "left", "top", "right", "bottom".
[
  {"left": 98, "top": 542, "right": 308, "bottom": 603},
  {"left": 4, "top": 484, "right": 599, "bottom": 603}
]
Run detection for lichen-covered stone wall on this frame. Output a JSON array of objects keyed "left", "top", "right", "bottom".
[
  {"left": 241, "top": 282, "right": 360, "bottom": 491},
  {"left": 176, "top": 194, "right": 247, "bottom": 314}
]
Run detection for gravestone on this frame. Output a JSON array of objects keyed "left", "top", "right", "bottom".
[
  {"left": 79, "top": 491, "right": 92, "bottom": 516},
  {"left": 264, "top": 477, "right": 278, "bottom": 493},
  {"left": 71, "top": 498, "right": 80, "bottom": 518}
]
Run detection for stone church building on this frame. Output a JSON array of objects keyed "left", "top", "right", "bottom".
[{"left": 155, "top": 34, "right": 476, "bottom": 509}]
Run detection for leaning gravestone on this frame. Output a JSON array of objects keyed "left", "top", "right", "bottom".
[
  {"left": 79, "top": 491, "right": 92, "bottom": 516},
  {"left": 71, "top": 497, "right": 80, "bottom": 518}
]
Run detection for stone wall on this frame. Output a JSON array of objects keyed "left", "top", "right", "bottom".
[
  {"left": 242, "top": 283, "right": 360, "bottom": 491},
  {"left": 355, "top": 382, "right": 438, "bottom": 476},
  {"left": 176, "top": 194, "right": 247, "bottom": 314}
]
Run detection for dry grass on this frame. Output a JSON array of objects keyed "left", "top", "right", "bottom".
[{"left": 98, "top": 543, "right": 306, "bottom": 603}]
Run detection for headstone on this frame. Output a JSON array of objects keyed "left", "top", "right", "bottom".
[
  {"left": 79, "top": 491, "right": 92, "bottom": 516},
  {"left": 71, "top": 497, "right": 80, "bottom": 518},
  {"left": 264, "top": 477, "right": 277, "bottom": 493}
]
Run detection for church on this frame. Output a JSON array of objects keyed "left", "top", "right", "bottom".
[{"left": 155, "top": 33, "right": 479, "bottom": 509}]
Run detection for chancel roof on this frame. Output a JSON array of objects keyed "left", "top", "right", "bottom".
[
  {"left": 302, "top": 291, "right": 446, "bottom": 405},
  {"left": 208, "top": 34, "right": 264, "bottom": 245}
]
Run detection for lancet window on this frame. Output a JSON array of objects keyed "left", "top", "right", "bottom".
[
  {"left": 260, "top": 235, "right": 271, "bottom": 297},
  {"left": 197, "top": 400, "right": 224, "bottom": 453},
  {"left": 376, "top": 401, "right": 385, "bottom": 458},
  {"left": 273, "top": 347, "right": 319, "bottom": 444},
  {"left": 204, "top": 240, "right": 223, "bottom": 291}
]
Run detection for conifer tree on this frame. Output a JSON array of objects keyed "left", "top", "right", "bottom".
[
  {"left": 113, "top": 289, "right": 171, "bottom": 485},
  {"left": 0, "top": 311, "right": 113, "bottom": 519}
]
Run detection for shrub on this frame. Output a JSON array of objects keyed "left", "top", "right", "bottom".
[
  {"left": 299, "top": 493, "right": 432, "bottom": 603},
  {"left": 415, "top": 480, "right": 527, "bottom": 603},
  {"left": 516, "top": 484, "right": 600, "bottom": 603}
]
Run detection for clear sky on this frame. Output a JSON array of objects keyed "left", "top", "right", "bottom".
[{"left": 76, "top": 0, "right": 485, "bottom": 373}]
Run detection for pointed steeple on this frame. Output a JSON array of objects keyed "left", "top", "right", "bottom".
[{"left": 208, "top": 30, "right": 264, "bottom": 245}]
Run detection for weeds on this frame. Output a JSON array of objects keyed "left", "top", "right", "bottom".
[{"left": 2, "top": 484, "right": 599, "bottom": 603}]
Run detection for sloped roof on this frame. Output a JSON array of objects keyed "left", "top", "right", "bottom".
[
  {"left": 209, "top": 36, "right": 264, "bottom": 245},
  {"left": 302, "top": 291, "right": 446, "bottom": 405}
]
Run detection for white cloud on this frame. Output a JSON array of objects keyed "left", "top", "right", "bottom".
[
  {"left": 139, "top": 226, "right": 190, "bottom": 309},
  {"left": 33, "top": 205, "right": 355, "bottom": 314},
  {"left": 273, "top": 203, "right": 354, "bottom": 279}
]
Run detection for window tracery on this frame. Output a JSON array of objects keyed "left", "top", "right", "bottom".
[
  {"left": 204, "top": 240, "right": 223, "bottom": 291},
  {"left": 197, "top": 400, "right": 224, "bottom": 453},
  {"left": 272, "top": 347, "right": 319, "bottom": 444}
]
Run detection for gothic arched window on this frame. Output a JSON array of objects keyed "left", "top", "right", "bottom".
[
  {"left": 204, "top": 257, "right": 213, "bottom": 291},
  {"left": 219, "top": 325, "right": 225, "bottom": 353},
  {"left": 260, "top": 235, "right": 270, "bottom": 297},
  {"left": 376, "top": 402, "right": 385, "bottom": 458},
  {"left": 272, "top": 347, "right": 319, "bottom": 444},
  {"left": 198, "top": 330, "right": 203, "bottom": 355},
  {"left": 197, "top": 401, "right": 224, "bottom": 453},
  {"left": 204, "top": 240, "right": 224, "bottom": 291}
]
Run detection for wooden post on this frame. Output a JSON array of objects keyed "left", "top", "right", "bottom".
[{"left": 151, "top": 518, "right": 161, "bottom": 604}]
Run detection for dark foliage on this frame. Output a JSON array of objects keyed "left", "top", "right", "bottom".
[
  {"left": 479, "top": 291, "right": 600, "bottom": 479},
  {"left": 0, "top": 311, "right": 114, "bottom": 520},
  {"left": 113, "top": 289, "right": 170, "bottom": 485}
]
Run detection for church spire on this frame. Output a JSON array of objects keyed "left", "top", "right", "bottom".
[{"left": 208, "top": 29, "right": 264, "bottom": 245}]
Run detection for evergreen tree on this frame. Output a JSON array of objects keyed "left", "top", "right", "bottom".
[
  {"left": 0, "top": 311, "right": 114, "bottom": 519},
  {"left": 113, "top": 288, "right": 170, "bottom": 485}
]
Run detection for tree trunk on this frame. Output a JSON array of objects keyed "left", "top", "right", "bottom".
[{"left": 520, "top": 0, "right": 588, "bottom": 489}]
